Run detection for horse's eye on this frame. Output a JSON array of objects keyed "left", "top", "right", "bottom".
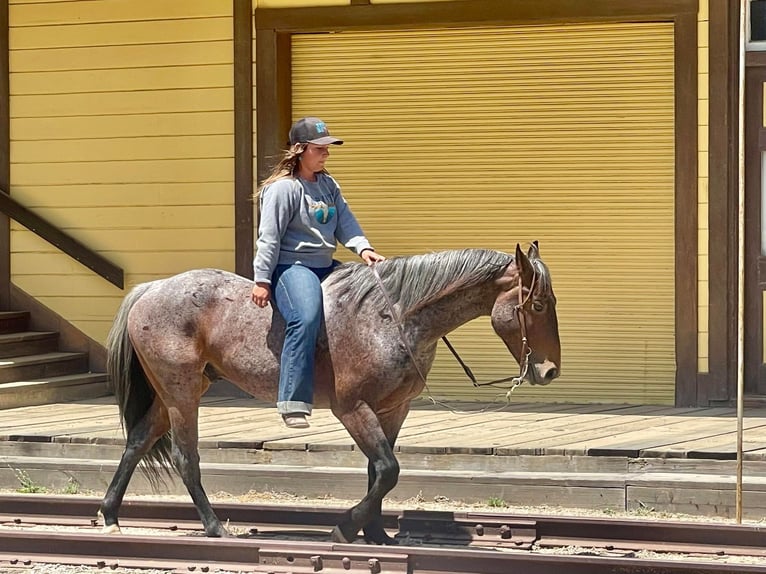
[{"left": 532, "top": 301, "right": 545, "bottom": 312}]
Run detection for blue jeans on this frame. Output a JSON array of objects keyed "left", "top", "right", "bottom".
[{"left": 272, "top": 263, "right": 336, "bottom": 415}]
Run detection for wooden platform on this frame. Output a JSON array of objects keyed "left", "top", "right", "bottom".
[{"left": 2, "top": 395, "right": 766, "bottom": 519}]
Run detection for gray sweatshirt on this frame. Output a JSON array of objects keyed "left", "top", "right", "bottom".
[{"left": 253, "top": 174, "right": 373, "bottom": 284}]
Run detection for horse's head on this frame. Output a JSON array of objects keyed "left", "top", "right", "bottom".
[{"left": 491, "top": 242, "right": 561, "bottom": 386}]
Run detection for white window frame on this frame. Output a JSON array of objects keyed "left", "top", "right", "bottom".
[{"left": 748, "top": 0, "right": 766, "bottom": 51}]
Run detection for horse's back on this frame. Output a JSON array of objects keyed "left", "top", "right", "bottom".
[{"left": 126, "top": 269, "right": 281, "bottom": 394}]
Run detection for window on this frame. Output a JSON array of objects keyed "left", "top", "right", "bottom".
[{"left": 749, "top": 0, "right": 766, "bottom": 50}]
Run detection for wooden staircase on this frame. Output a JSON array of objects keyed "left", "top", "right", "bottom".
[{"left": 0, "top": 310, "right": 109, "bottom": 410}]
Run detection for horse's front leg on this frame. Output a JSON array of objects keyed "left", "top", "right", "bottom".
[{"left": 332, "top": 402, "right": 407, "bottom": 545}]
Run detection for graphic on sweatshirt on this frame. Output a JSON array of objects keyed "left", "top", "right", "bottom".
[{"left": 311, "top": 200, "right": 336, "bottom": 224}]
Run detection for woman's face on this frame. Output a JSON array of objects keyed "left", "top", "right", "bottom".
[{"left": 300, "top": 143, "right": 330, "bottom": 175}]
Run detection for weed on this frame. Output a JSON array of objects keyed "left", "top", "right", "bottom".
[
  {"left": 63, "top": 477, "right": 80, "bottom": 495},
  {"left": 13, "top": 469, "right": 47, "bottom": 494},
  {"left": 487, "top": 496, "right": 506, "bottom": 508}
]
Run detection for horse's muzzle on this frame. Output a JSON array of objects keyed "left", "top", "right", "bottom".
[{"left": 528, "top": 360, "right": 560, "bottom": 386}]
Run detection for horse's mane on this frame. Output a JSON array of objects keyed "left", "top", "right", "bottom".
[
  {"left": 531, "top": 258, "right": 551, "bottom": 294},
  {"left": 325, "top": 248, "right": 514, "bottom": 316}
]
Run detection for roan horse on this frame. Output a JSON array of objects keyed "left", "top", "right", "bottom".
[{"left": 99, "top": 242, "right": 561, "bottom": 544}]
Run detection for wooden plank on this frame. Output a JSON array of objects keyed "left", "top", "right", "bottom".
[
  {"left": 398, "top": 404, "right": 680, "bottom": 450},
  {"left": 645, "top": 421, "right": 766, "bottom": 458},
  {"left": 0, "top": 404, "right": 115, "bottom": 431},
  {"left": 233, "top": 0, "right": 253, "bottom": 279},
  {"left": 498, "top": 409, "right": 741, "bottom": 456},
  {"left": 13, "top": 228, "right": 233, "bottom": 256},
  {"left": 13, "top": 251, "right": 234, "bottom": 276},
  {"left": 9, "top": 183, "right": 232, "bottom": 208},
  {"left": 398, "top": 408, "right": 594, "bottom": 449},
  {"left": 11, "top": 88, "right": 232, "bottom": 119},
  {"left": 11, "top": 158, "right": 232, "bottom": 186},
  {"left": 264, "top": 407, "right": 492, "bottom": 449},
  {"left": 10, "top": 17, "right": 231, "bottom": 49},
  {"left": 10, "top": 0, "right": 230, "bottom": 27},
  {"left": 672, "top": 10, "right": 699, "bottom": 406},
  {"left": 304, "top": 408, "right": 461, "bottom": 448},
  {"left": 12, "top": 134, "right": 231, "bottom": 163},
  {"left": 12, "top": 64, "right": 232, "bottom": 96},
  {"left": 399, "top": 404, "right": 603, "bottom": 454},
  {"left": 12, "top": 112, "right": 233, "bottom": 140},
  {"left": 10, "top": 42, "right": 232, "bottom": 73},
  {"left": 488, "top": 406, "right": 732, "bottom": 450},
  {"left": 8, "top": 205, "right": 232, "bottom": 231},
  {"left": 197, "top": 408, "right": 281, "bottom": 435}
]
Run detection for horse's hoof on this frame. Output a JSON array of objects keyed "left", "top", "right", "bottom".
[
  {"left": 330, "top": 525, "right": 357, "bottom": 543},
  {"left": 101, "top": 523, "right": 122, "bottom": 535},
  {"left": 206, "top": 528, "right": 230, "bottom": 538}
]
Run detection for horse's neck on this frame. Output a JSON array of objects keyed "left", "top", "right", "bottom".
[{"left": 408, "top": 284, "right": 497, "bottom": 344}]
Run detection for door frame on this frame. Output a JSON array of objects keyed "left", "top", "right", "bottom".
[{"left": 745, "top": 64, "right": 766, "bottom": 393}]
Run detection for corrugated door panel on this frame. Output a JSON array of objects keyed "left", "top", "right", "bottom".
[{"left": 291, "top": 23, "right": 675, "bottom": 405}]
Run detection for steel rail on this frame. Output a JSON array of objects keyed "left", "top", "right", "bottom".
[
  {"left": 0, "top": 529, "right": 763, "bottom": 574},
  {"left": 2, "top": 494, "right": 766, "bottom": 572},
  {"left": 3, "top": 494, "right": 765, "bottom": 555}
]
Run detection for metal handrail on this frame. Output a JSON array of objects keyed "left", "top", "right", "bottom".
[{"left": 0, "top": 188, "right": 123, "bottom": 289}]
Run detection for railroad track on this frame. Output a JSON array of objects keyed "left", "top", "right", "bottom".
[{"left": 0, "top": 494, "right": 765, "bottom": 573}]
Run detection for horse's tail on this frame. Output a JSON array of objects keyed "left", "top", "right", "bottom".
[{"left": 106, "top": 281, "right": 173, "bottom": 488}]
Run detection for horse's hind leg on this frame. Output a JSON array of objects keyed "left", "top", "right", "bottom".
[
  {"left": 168, "top": 404, "right": 227, "bottom": 537},
  {"left": 332, "top": 402, "right": 407, "bottom": 545},
  {"left": 100, "top": 399, "right": 170, "bottom": 533}
]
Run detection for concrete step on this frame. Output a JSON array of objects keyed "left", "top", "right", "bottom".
[
  {"left": 0, "top": 331, "right": 59, "bottom": 359},
  {"left": 0, "top": 372, "right": 109, "bottom": 410},
  {"left": 0, "top": 311, "right": 29, "bottom": 334},
  {"left": 0, "top": 351, "right": 89, "bottom": 384},
  {"left": 0, "top": 454, "right": 764, "bottom": 520}
]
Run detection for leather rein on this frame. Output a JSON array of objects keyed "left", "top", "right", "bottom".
[{"left": 369, "top": 261, "right": 536, "bottom": 394}]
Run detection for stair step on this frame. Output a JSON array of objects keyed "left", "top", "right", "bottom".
[
  {"left": 0, "top": 352, "right": 89, "bottom": 384},
  {"left": 0, "top": 331, "right": 59, "bottom": 359},
  {"left": 0, "top": 373, "right": 109, "bottom": 410},
  {"left": 0, "top": 311, "right": 29, "bottom": 334}
]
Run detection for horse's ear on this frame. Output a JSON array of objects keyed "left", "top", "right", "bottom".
[
  {"left": 527, "top": 240, "right": 540, "bottom": 260},
  {"left": 515, "top": 243, "right": 535, "bottom": 285}
]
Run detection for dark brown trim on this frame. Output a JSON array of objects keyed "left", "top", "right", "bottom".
[
  {"left": 705, "top": 0, "right": 739, "bottom": 404},
  {"left": 0, "top": 0, "right": 8, "bottom": 310},
  {"left": 255, "top": 0, "right": 697, "bottom": 31},
  {"left": 234, "top": 0, "right": 254, "bottom": 279},
  {"left": 0, "top": 189, "right": 123, "bottom": 289},
  {"left": 745, "top": 68, "right": 766, "bottom": 394},
  {"left": 673, "top": 11, "right": 699, "bottom": 407},
  {"left": 747, "top": 51, "right": 766, "bottom": 67},
  {"left": 255, "top": 0, "right": 700, "bottom": 406},
  {"left": 255, "top": 29, "right": 291, "bottom": 186}
]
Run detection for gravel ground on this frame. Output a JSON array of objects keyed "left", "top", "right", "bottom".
[{"left": 2, "top": 487, "right": 765, "bottom": 573}]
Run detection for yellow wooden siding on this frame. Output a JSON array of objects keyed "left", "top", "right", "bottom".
[
  {"left": 698, "top": 0, "right": 710, "bottom": 373},
  {"left": 292, "top": 23, "right": 675, "bottom": 404},
  {"left": 9, "top": 0, "right": 234, "bottom": 344}
]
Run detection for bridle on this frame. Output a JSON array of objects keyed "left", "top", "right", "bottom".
[{"left": 369, "top": 260, "right": 537, "bottom": 396}]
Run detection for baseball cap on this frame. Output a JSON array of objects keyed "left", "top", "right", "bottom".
[{"left": 289, "top": 117, "right": 344, "bottom": 146}]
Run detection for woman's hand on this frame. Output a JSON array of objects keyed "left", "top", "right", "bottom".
[
  {"left": 251, "top": 282, "right": 271, "bottom": 307},
  {"left": 361, "top": 248, "right": 386, "bottom": 266}
]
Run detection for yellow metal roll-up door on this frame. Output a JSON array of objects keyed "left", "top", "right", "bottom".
[{"left": 291, "top": 23, "right": 675, "bottom": 405}]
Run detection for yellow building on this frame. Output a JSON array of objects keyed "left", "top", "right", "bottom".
[{"left": 0, "top": 0, "right": 757, "bottom": 407}]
